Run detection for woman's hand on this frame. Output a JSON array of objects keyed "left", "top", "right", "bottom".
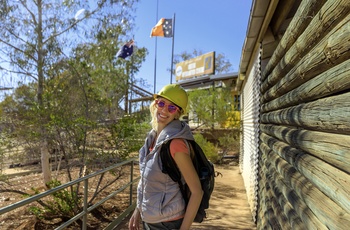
[{"left": 128, "top": 208, "right": 141, "bottom": 230}]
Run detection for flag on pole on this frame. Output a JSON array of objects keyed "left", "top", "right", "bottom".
[
  {"left": 150, "top": 18, "right": 173, "bottom": 37},
  {"left": 117, "top": 40, "right": 134, "bottom": 59}
]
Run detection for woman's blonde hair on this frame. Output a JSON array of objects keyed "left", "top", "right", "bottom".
[{"left": 150, "top": 98, "right": 184, "bottom": 130}]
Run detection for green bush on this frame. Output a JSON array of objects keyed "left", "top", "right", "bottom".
[
  {"left": 193, "top": 133, "right": 219, "bottom": 163},
  {"left": 108, "top": 115, "right": 151, "bottom": 160},
  {"left": 29, "top": 180, "right": 80, "bottom": 220},
  {"left": 218, "top": 133, "right": 240, "bottom": 162}
]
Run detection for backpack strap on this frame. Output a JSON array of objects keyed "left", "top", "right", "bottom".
[{"left": 160, "top": 139, "right": 190, "bottom": 204}]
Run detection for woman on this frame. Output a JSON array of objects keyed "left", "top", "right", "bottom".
[{"left": 129, "top": 84, "right": 203, "bottom": 230}]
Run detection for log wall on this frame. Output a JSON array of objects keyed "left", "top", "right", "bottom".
[{"left": 256, "top": 0, "right": 350, "bottom": 229}]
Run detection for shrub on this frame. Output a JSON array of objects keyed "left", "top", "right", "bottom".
[
  {"left": 193, "top": 133, "right": 219, "bottom": 163},
  {"left": 29, "top": 180, "right": 80, "bottom": 220}
]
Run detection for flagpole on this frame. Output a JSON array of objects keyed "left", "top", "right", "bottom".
[
  {"left": 153, "top": 0, "right": 159, "bottom": 93},
  {"left": 170, "top": 13, "right": 175, "bottom": 84}
]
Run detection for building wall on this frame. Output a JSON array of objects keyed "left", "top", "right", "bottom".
[
  {"left": 240, "top": 50, "right": 260, "bottom": 222},
  {"left": 240, "top": 0, "right": 350, "bottom": 229}
]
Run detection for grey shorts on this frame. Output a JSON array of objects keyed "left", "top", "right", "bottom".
[{"left": 143, "top": 218, "right": 183, "bottom": 230}]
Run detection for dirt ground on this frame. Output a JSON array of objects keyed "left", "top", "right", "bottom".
[
  {"left": 1, "top": 161, "right": 257, "bottom": 230},
  {"left": 0, "top": 165, "right": 134, "bottom": 229},
  {"left": 115, "top": 162, "right": 257, "bottom": 230},
  {"left": 193, "top": 163, "right": 257, "bottom": 230}
]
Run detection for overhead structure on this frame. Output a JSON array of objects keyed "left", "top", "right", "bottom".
[
  {"left": 0, "top": 87, "right": 13, "bottom": 91},
  {"left": 178, "top": 72, "right": 238, "bottom": 90}
]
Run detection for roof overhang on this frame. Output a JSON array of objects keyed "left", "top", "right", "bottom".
[
  {"left": 236, "top": 0, "right": 279, "bottom": 92},
  {"left": 178, "top": 72, "right": 238, "bottom": 90}
]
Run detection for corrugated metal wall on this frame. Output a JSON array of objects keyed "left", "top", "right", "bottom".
[{"left": 240, "top": 51, "right": 261, "bottom": 222}]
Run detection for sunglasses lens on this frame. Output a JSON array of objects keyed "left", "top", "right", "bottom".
[
  {"left": 156, "top": 100, "right": 178, "bottom": 113},
  {"left": 157, "top": 101, "right": 165, "bottom": 108},
  {"left": 168, "top": 105, "right": 178, "bottom": 113}
]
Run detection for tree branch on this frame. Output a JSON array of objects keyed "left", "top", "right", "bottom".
[
  {"left": 0, "top": 37, "right": 37, "bottom": 62},
  {"left": 43, "top": 0, "right": 108, "bottom": 45}
]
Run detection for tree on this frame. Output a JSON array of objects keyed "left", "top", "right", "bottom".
[
  {"left": 173, "top": 49, "right": 237, "bottom": 128},
  {"left": 0, "top": 0, "right": 140, "bottom": 186},
  {"left": 173, "top": 50, "right": 240, "bottom": 162},
  {"left": 188, "top": 86, "right": 238, "bottom": 128}
]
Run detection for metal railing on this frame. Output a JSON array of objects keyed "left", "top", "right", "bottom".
[{"left": 0, "top": 158, "right": 140, "bottom": 230}]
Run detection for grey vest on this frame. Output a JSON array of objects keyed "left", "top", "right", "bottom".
[{"left": 137, "top": 120, "right": 194, "bottom": 223}]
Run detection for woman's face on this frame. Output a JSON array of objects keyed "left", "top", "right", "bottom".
[{"left": 154, "top": 98, "right": 180, "bottom": 126}]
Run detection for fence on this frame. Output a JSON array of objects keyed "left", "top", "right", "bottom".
[{"left": 0, "top": 158, "right": 140, "bottom": 230}]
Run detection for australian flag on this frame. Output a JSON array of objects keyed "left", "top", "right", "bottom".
[{"left": 117, "top": 40, "right": 134, "bottom": 59}]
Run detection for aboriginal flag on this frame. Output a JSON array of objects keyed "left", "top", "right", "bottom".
[{"left": 150, "top": 18, "right": 173, "bottom": 37}]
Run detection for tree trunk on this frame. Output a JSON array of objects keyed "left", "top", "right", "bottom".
[
  {"left": 40, "top": 138, "right": 51, "bottom": 185},
  {"left": 37, "top": 0, "right": 51, "bottom": 186}
]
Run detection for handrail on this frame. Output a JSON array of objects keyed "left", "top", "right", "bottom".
[{"left": 0, "top": 157, "right": 140, "bottom": 230}]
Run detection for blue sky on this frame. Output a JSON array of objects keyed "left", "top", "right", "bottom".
[
  {"left": 0, "top": 1, "right": 252, "bottom": 99},
  {"left": 132, "top": 0, "right": 252, "bottom": 93}
]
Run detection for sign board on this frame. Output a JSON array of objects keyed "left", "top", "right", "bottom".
[{"left": 175, "top": 51, "right": 215, "bottom": 81}]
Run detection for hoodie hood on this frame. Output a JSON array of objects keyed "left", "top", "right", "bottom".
[{"left": 156, "top": 120, "right": 194, "bottom": 146}]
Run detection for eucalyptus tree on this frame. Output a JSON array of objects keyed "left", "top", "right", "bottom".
[
  {"left": 43, "top": 32, "right": 147, "bottom": 182},
  {"left": 0, "top": 0, "right": 139, "bottom": 186}
]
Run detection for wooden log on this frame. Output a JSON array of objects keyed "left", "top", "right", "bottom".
[
  {"left": 261, "top": 59, "right": 350, "bottom": 113},
  {"left": 261, "top": 143, "right": 349, "bottom": 229},
  {"left": 257, "top": 163, "right": 270, "bottom": 229},
  {"left": 269, "top": 165, "right": 328, "bottom": 229},
  {"left": 261, "top": 92, "right": 350, "bottom": 134},
  {"left": 271, "top": 186, "right": 291, "bottom": 230},
  {"left": 260, "top": 145, "right": 326, "bottom": 229},
  {"left": 260, "top": 124, "right": 350, "bottom": 173},
  {"left": 267, "top": 207, "right": 282, "bottom": 230},
  {"left": 260, "top": 159, "right": 282, "bottom": 230},
  {"left": 269, "top": 170, "right": 298, "bottom": 230},
  {"left": 262, "top": 13, "right": 350, "bottom": 102},
  {"left": 258, "top": 151, "right": 276, "bottom": 230},
  {"left": 270, "top": 0, "right": 297, "bottom": 36},
  {"left": 262, "top": 0, "right": 326, "bottom": 80},
  {"left": 261, "top": 133, "right": 350, "bottom": 215},
  {"left": 262, "top": 0, "right": 350, "bottom": 93},
  {"left": 273, "top": 185, "right": 304, "bottom": 230},
  {"left": 269, "top": 168, "right": 319, "bottom": 230}
]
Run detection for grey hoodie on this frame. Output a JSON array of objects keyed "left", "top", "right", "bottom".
[{"left": 137, "top": 120, "right": 194, "bottom": 223}]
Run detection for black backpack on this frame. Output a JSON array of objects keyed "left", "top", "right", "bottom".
[{"left": 160, "top": 139, "right": 215, "bottom": 223}]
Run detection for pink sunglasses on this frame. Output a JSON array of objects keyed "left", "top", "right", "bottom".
[{"left": 155, "top": 100, "right": 180, "bottom": 114}]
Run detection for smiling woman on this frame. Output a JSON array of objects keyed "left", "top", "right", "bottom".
[{"left": 128, "top": 84, "right": 203, "bottom": 230}]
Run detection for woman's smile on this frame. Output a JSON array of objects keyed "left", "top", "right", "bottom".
[{"left": 157, "top": 111, "right": 172, "bottom": 123}]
